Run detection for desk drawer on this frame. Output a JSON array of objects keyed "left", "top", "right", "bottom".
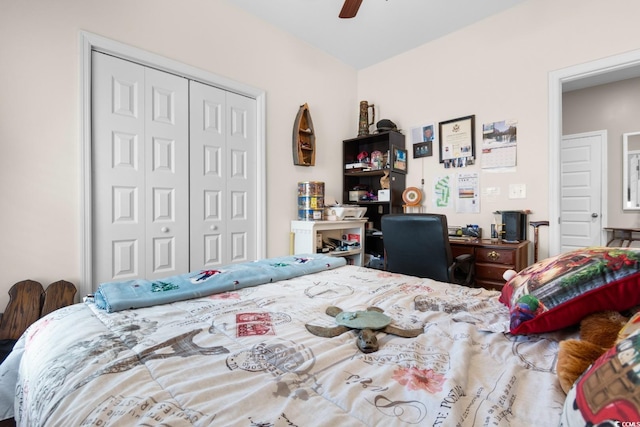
[
  {"left": 451, "top": 245, "right": 474, "bottom": 258},
  {"left": 475, "top": 247, "right": 515, "bottom": 265},
  {"left": 475, "top": 262, "right": 512, "bottom": 282},
  {"left": 449, "top": 240, "right": 529, "bottom": 291}
]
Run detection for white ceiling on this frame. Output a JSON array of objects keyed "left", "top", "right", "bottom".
[
  {"left": 225, "top": 0, "right": 640, "bottom": 88},
  {"left": 225, "top": 0, "right": 526, "bottom": 70}
]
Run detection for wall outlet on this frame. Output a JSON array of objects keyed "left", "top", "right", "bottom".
[{"left": 508, "top": 184, "right": 526, "bottom": 199}]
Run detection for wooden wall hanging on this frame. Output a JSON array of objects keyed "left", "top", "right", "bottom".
[{"left": 293, "top": 103, "right": 316, "bottom": 166}]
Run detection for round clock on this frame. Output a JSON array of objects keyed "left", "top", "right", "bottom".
[{"left": 402, "top": 187, "right": 422, "bottom": 206}]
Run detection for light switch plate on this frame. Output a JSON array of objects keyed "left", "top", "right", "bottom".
[{"left": 508, "top": 184, "right": 526, "bottom": 199}]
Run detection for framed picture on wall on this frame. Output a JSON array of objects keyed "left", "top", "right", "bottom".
[
  {"left": 411, "top": 123, "right": 436, "bottom": 158},
  {"left": 391, "top": 145, "right": 408, "bottom": 174},
  {"left": 413, "top": 141, "right": 433, "bottom": 158},
  {"left": 438, "top": 115, "right": 476, "bottom": 164}
]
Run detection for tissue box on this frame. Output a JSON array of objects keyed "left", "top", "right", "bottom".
[{"left": 377, "top": 190, "right": 390, "bottom": 201}]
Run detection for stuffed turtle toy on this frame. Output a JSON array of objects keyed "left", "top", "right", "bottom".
[{"left": 305, "top": 306, "right": 423, "bottom": 353}]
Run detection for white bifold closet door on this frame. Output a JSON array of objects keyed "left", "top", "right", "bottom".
[
  {"left": 189, "top": 81, "right": 256, "bottom": 270},
  {"left": 92, "top": 52, "right": 256, "bottom": 286}
]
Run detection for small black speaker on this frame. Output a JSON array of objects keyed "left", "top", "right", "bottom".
[{"left": 502, "top": 211, "right": 528, "bottom": 242}]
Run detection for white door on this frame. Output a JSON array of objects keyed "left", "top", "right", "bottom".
[
  {"left": 93, "top": 52, "right": 258, "bottom": 285},
  {"left": 560, "top": 132, "right": 605, "bottom": 252},
  {"left": 225, "top": 91, "right": 257, "bottom": 264},
  {"left": 189, "top": 82, "right": 257, "bottom": 268},
  {"left": 92, "top": 52, "right": 189, "bottom": 284},
  {"left": 80, "top": 32, "right": 266, "bottom": 297},
  {"left": 144, "top": 67, "right": 190, "bottom": 277}
]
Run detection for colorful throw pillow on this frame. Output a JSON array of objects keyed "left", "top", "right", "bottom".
[
  {"left": 499, "top": 247, "right": 640, "bottom": 335},
  {"left": 560, "top": 312, "right": 640, "bottom": 426}
]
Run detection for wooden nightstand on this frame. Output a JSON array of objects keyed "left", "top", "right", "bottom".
[{"left": 450, "top": 240, "right": 530, "bottom": 291}]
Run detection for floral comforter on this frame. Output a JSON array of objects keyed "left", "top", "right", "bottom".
[{"left": 0, "top": 265, "right": 572, "bottom": 426}]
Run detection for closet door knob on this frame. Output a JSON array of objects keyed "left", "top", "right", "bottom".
[
  {"left": 210, "top": 225, "right": 217, "bottom": 230},
  {"left": 161, "top": 227, "right": 169, "bottom": 233}
]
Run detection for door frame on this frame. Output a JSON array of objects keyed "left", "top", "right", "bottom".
[
  {"left": 548, "top": 48, "right": 640, "bottom": 256},
  {"left": 79, "top": 31, "right": 267, "bottom": 298}
]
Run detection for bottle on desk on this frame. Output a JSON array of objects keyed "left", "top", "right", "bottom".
[{"left": 491, "top": 223, "right": 502, "bottom": 241}]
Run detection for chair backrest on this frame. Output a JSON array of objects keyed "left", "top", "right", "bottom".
[
  {"left": 0, "top": 280, "right": 45, "bottom": 340},
  {"left": 0, "top": 279, "right": 78, "bottom": 341},
  {"left": 381, "top": 213, "right": 454, "bottom": 281},
  {"left": 41, "top": 280, "right": 77, "bottom": 317}
]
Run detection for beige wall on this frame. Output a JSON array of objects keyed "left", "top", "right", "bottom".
[
  {"left": 563, "top": 77, "right": 640, "bottom": 229},
  {"left": 3, "top": 0, "right": 640, "bottom": 309},
  {"left": 357, "top": 0, "right": 640, "bottom": 261},
  {"left": 0, "top": 0, "right": 357, "bottom": 308}
]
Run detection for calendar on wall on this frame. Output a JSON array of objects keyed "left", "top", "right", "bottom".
[{"left": 481, "top": 119, "right": 517, "bottom": 169}]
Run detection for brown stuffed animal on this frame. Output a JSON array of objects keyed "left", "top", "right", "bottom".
[{"left": 556, "top": 311, "right": 628, "bottom": 394}]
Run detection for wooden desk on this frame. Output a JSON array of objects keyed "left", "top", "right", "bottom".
[
  {"left": 603, "top": 227, "right": 640, "bottom": 247},
  {"left": 450, "top": 239, "right": 530, "bottom": 291}
]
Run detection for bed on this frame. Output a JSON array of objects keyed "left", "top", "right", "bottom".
[{"left": 1, "top": 251, "right": 626, "bottom": 426}]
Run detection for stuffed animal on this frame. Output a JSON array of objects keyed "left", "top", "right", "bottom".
[{"left": 556, "top": 310, "right": 629, "bottom": 394}]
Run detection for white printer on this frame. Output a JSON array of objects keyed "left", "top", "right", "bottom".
[{"left": 323, "top": 205, "right": 367, "bottom": 221}]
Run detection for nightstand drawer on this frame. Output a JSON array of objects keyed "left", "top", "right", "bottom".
[{"left": 475, "top": 248, "right": 516, "bottom": 265}]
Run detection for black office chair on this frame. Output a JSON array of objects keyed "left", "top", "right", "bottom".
[{"left": 381, "top": 213, "right": 474, "bottom": 286}]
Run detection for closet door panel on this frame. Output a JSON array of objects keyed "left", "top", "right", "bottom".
[
  {"left": 92, "top": 52, "right": 146, "bottom": 283},
  {"left": 144, "top": 67, "right": 189, "bottom": 278},
  {"left": 204, "top": 234, "right": 221, "bottom": 266},
  {"left": 190, "top": 81, "right": 226, "bottom": 268},
  {"left": 92, "top": 52, "right": 189, "bottom": 285},
  {"left": 226, "top": 95, "right": 256, "bottom": 263}
]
